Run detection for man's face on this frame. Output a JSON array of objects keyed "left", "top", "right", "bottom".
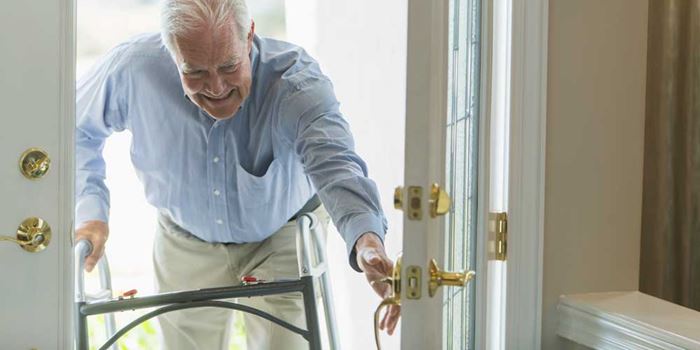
[{"left": 173, "top": 22, "right": 253, "bottom": 120}]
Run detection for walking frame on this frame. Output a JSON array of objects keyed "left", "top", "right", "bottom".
[{"left": 74, "top": 213, "right": 340, "bottom": 350}]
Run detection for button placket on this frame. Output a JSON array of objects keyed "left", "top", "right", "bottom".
[{"left": 207, "top": 124, "right": 228, "bottom": 237}]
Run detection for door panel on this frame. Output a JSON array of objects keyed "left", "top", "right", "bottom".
[
  {"left": 0, "top": 0, "right": 74, "bottom": 348},
  {"left": 401, "top": 0, "right": 485, "bottom": 349},
  {"left": 400, "top": 0, "right": 450, "bottom": 347}
]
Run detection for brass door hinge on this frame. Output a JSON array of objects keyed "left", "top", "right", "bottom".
[{"left": 488, "top": 212, "right": 508, "bottom": 261}]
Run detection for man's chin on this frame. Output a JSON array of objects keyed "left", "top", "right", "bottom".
[
  {"left": 207, "top": 110, "right": 236, "bottom": 120},
  {"left": 201, "top": 104, "right": 239, "bottom": 120}
]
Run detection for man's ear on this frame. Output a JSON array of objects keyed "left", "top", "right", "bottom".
[{"left": 247, "top": 20, "right": 255, "bottom": 50}]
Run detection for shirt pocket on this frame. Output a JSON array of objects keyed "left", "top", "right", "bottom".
[{"left": 235, "top": 158, "right": 289, "bottom": 209}]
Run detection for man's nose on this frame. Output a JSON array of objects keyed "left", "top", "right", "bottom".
[{"left": 206, "top": 74, "right": 226, "bottom": 96}]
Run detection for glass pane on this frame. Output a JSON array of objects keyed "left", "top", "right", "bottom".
[{"left": 443, "top": 0, "right": 481, "bottom": 349}]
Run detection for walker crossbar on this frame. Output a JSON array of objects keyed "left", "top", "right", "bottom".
[{"left": 80, "top": 279, "right": 308, "bottom": 315}]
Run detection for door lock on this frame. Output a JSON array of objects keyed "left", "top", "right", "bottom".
[
  {"left": 0, "top": 217, "right": 51, "bottom": 252},
  {"left": 429, "top": 183, "right": 451, "bottom": 217},
  {"left": 19, "top": 148, "right": 51, "bottom": 179}
]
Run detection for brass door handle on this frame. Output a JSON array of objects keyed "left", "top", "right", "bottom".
[
  {"left": 428, "top": 258, "right": 475, "bottom": 297},
  {"left": 1, "top": 217, "right": 51, "bottom": 252},
  {"left": 374, "top": 255, "right": 402, "bottom": 350}
]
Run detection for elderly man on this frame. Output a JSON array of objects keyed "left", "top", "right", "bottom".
[{"left": 74, "top": 0, "right": 399, "bottom": 348}]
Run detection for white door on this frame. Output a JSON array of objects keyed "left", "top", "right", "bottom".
[
  {"left": 0, "top": 0, "right": 75, "bottom": 348},
  {"left": 399, "top": 0, "right": 505, "bottom": 348}
]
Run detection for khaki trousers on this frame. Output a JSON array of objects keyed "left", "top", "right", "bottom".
[{"left": 152, "top": 206, "right": 329, "bottom": 350}]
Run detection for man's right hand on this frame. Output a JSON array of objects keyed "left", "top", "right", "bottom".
[{"left": 75, "top": 220, "right": 109, "bottom": 272}]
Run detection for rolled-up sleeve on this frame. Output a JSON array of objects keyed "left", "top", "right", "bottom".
[
  {"left": 75, "top": 47, "right": 128, "bottom": 227},
  {"left": 279, "top": 76, "right": 388, "bottom": 272}
]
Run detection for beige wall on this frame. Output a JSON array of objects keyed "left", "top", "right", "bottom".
[{"left": 542, "top": 1, "right": 649, "bottom": 349}]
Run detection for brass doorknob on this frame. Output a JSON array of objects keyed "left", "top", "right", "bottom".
[
  {"left": 428, "top": 258, "right": 475, "bottom": 297},
  {"left": 0, "top": 217, "right": 51, "bottom": 252},
  {"left": 19, "top": 148, "right": 51, "bottom": 179},
  {"left": 429, "top": 183, "right": 451, "bottom": 217}
]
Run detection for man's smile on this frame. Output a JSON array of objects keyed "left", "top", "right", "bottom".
[{"left": 201, "top": 89, "right": 236, "bottom": 106}]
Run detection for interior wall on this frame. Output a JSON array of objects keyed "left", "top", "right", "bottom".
[{"left": 542, "top": 0, "right": 649, "bottom": 349}]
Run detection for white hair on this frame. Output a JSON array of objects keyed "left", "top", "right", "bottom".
[{"left": 160, "top": 0, "right": 251, "bottom": 53}]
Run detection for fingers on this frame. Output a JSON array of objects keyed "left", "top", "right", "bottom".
[
  {"left": 85, "top": 257, "right": 96, "bottom": 273},
  {"left": 369, "top": 277, "right": 391, "bottom": 298},
  {"left": 362, "top": 249, "right": 396, "bottom": 299},
  {"left": 359, "top": 246, "right": 393, "bottom": 272},
  {"left": 75, "top": 220, "right": 108, "bottom": 272},
  {"left": 386, "top": 304, "right": 401, "bottom": 335},
  {"left": 379, "top": 304, "right": 401, "bottom": 335},
  {"left": 360, "top": 249, "right": 381, "bottom": 270},
  {"left": 380, "top": 306, "right": 390, "bottom": 329},
  {"left": 84, "top": 245, "right": 103, "bottom": 272}
]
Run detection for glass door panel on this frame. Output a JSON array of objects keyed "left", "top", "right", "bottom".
[{"left": 442, "top": 0, "right": 482, "bottom": 349}]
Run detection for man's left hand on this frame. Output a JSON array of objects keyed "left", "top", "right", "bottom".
[{"left": 355, "top": 232, "right": 401, "bottom": 335}]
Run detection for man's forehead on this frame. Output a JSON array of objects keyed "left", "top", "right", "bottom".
[
  {"left": 180, "top": 53, "right": 243, "bottom": 69},
  {"left": 174, "top": 26, "right": 247, "bottom": 68}
]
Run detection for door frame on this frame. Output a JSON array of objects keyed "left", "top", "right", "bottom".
[
  {"left": 402, "top": 0, "right": 549, "bottom": 349},
  {"left": 503, "top": 0, "right": 548, "bottom": 348},
  {"left": 59, "top": 0, "right": 76, "bottom": 347},
  {"left": 476, "top": 0, "right": 550, "bottom": 348}
]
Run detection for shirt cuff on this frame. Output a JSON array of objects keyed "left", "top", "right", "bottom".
[
  {"left": 75, "top": 194, "right": 109, "bottom": 227},
  {"left": 343, "top": 212, "right": 387, "bottom": 272}
]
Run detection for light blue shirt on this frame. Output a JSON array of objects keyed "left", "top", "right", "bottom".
[{"left": 76, "top": 33, "right": 387, "bottom": 270}]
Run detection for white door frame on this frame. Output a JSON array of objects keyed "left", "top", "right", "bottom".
[
  {"left": 60, "top": 0, "right": 77, "bottom": 347},
  {"left": 401, "top": 0, "right": 548, "bottom": 348},
  {"left": 503, "top": 0, "right": 548, "bottom": 348},
  {"left": 475, "top": 0, "right": 493, "bottom": 348}
]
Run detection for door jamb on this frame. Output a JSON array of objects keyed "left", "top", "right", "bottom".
[
  {"left": 504, "top": 0, "right": 548, "bottom": 348},
  {"left": 59, "top": 0, "right": 76, "bottom": 347}
]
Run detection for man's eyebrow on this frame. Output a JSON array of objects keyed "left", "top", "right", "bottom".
[
  {"left": 220, "top": 56, "right": 241, "bottom": 67},
  {"left": 181, "top": 62, "right": 201, "bottom": 72}
]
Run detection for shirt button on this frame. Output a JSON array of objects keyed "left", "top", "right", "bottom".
[
  {"left": 213, "top": 189, "right": 221, "bottom": 196},
  {"left": 216, "top": 219, "right": 223, "bottom": 225},
  {"left": 213, "top": 157, "right": 220, "bottom": 163}
]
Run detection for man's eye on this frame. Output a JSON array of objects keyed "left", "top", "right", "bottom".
[
  {"left": 221, "top": 65, "right": 238, "bottom": 73},
  {"left": 184, "top": 70, "right": 204, "bottom": 77}
]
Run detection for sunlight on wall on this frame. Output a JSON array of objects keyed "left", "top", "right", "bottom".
[{"left": 286, "top": 1, "right": 407, "bottom": 349}]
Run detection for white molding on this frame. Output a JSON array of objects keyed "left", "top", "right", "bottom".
[
  {"left": 474, "top": 0, "right": 494, "bottom": 348},
  {"left": 504, "top": 0, "right": 548, "bottom": 348},
  {"left": 558, "top": 293, "right": 700, "bottom": 350},
  {"left": 59, "top": 0, "right": 76, "bottom": 348}
]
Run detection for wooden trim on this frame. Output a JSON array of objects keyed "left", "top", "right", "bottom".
[{"left": 504, "top": 0, "right": 548, "bottom": 348}]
